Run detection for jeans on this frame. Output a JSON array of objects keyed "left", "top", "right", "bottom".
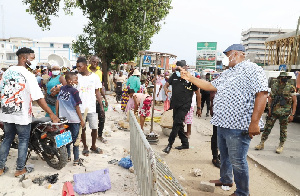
[
  {"left": 168, "top": 103, "right": 190, "bottom": 146},
  {"left": 0, "top": 123, "right": 31, "bottom": 171},
  {"left": 66, "top": 123, "right": 80, "bottom": 161},
  {"left": 217, "top": 126, "right": 251, "bottom": 196},
  {"left": 96, "top": 102, "right": 105, "bottom": 137}
]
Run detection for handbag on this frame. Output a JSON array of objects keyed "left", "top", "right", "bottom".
[{"left": 45, "top": 94, "right": 57, "bottom": 105}]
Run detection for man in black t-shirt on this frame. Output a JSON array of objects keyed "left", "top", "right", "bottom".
[{"left": 162, "top": 60, "right": 201, "bottom": 154}]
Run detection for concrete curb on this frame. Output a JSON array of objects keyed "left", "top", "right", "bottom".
[{"left": 247, "top": 153, "right": 300, "bottom": 193}]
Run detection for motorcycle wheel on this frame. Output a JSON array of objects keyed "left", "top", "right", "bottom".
[{"left": 41, "top": 136, "right": 68, "bottom": 170}]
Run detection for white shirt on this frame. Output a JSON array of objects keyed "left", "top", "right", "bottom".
[
  {"left": 77, "top": 73, "right": 102, "bottom": 113},
  {"left": 114, "top": 75, "right": 127, "bottom": 83},
  {"left": 0, "top": 66, "right": 44, "bottom": 125},
  {"left": 211, "top": 60, "right": 268, "bottom": 130}
]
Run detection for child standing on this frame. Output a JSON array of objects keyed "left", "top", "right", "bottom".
[{"left": 56, "top": 72, "right": 85, "bottom": 166}]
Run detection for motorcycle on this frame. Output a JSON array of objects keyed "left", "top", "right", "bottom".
[{"left": 0, "top": 117, "right": 71, "bottom": 170}]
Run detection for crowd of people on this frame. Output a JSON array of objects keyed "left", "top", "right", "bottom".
[{"left": 0, "top": 44, "right": 297, "bottom": 196}]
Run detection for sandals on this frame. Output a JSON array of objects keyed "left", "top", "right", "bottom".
[
  {"left": 82, "top": 149, "right": 90, "bottom": 156},
  {"left": 73, "top": 158, "right": 84, "bottom": 166},
  {"left": 90, "top": 147, "right": 103, "bottom": 154}
]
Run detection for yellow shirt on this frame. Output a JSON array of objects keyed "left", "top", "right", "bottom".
[{"left": 87, "top": 65, "right": 102, "bottom": 82}]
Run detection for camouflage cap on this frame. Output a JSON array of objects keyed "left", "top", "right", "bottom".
[{"left": 277, "top": 72, "right": 292, "bottom": 78}]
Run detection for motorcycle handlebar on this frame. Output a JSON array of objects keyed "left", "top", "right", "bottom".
[{"left": 41, "top": 119, "right": 68, "bottom": 126}]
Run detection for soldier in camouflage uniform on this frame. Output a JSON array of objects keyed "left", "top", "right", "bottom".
[{"left": 255, "top": 72, "right": 297, "bottom": 154}]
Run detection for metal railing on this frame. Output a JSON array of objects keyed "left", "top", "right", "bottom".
[{"left": 129, "top": 111, "right": 187, "bottom": 196}]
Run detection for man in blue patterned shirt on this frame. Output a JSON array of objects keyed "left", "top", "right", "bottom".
[{"left": 180, "top": 44, "right": 268, "bottom": 196}]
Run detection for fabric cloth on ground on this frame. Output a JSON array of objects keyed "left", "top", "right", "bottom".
[{"left": 73, "top": 168, "right": 111, "bottom": 194}]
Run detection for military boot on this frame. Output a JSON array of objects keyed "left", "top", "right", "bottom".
[
  {"left": 276, "top": 142, "right": 284, "bottom": 154},
  {"left": 255, "top": 140, "right": 265, "bottom": 150}
]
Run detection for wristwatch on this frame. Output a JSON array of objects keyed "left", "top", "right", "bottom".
[{"left": 197, "top": 106, "right": 201, "bottom": 110}]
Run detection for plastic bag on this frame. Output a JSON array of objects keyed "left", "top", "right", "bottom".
[
  {"left": 73, "top": 168, "right": 111, "bottom": 194},
  {"left": 118, "top": 156, "right": 133, "bottom": 169}
]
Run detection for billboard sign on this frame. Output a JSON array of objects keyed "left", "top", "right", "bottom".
[{"left": 196, "top": 42, "right": 217, "bottom": 71}]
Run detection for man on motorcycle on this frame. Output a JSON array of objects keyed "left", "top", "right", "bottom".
[{"left": 0, "top": 47, "right": 59, "bottom": 177}]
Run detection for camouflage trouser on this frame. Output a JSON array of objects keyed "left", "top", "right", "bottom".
[{"left": 262, "top": 114, "right": 289, "bottom": 143}]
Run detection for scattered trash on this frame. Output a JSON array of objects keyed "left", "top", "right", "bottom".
[
  {"left": 32, "top": 176, "right": 46, "bottom": 186},
  {"left": 221, "top": 185, "right": 231, "bottom": 191},
  {"left": 118, "top": 156, "right": 133, "bottom": 169},
  {"left": 19, "top": 175, "right": 26, "bottom": 183},
  {"left": 73, "top": 168, "right": 111, "bottom": 194},
  {"left": 129, "top": 167, "right": 134, "bottom": 173},
  {"left": 62, "top": 182, "right": 75, "bottom": 196},
  {"left": 46, "top": 184, "right": 58, "bottom": 190},
  {"left": 30, "top": 156, "right": 38, "bottom": 160},
  {"left": 45, "top": 173, "right": 59, "bottom": 184},
  {"left": 192, "top": 168, "right": 203, "bottom": 177},
  {"left": 178, "top": 175, "right": 185, "bottom": 181},
  {"left": 22, "top": 179, "right": 33, "bottom": 189},
  {"left": 25, "top": 164, "right": 35, "bottom": 173},
  {"left": 108, "top": 159, "right": 118, "bottom": 165},
  {"left": 104, "top": 131, "right": 112, "bottom": 137}
]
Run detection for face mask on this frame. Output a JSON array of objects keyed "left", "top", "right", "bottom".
[
  {"left": 228, "top": 53, "right": 236, "bottom": 63},
  {"left": 222, "top": 56, "right": 229, "bottom": 67},
  {"left": 281, "top": 78, "right": 288, "bottom": 83},
  {"left": 72, "top": 84, "right": 78, "bottom": 88},
  {"left": 52, "top": 70, "right": 60, "bottom": 76},
  {"left": 26, "top": 59, "right": 37, "bottom": 70},
  {"left": 175, "top": 71, "right": 181, "bottom": 77}
]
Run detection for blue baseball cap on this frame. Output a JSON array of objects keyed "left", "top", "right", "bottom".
[{"left": 223, "top": 44, "right": 245, "bottom": 55}]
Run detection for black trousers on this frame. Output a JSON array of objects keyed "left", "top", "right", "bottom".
[
  {"left": 168, "top": 103, "right": 190, "bottom": 146},
  {"left": 96, "top": 102, "right": 105, "bottom": 137},
  {"left": 201, "top": 94, "right": 210, "bottom": 113},
  {"left": 211, "top": 125, "right": 218, "bottom": 159}
]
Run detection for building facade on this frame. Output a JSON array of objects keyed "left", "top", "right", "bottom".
[
  {"left": 0, "top": 37, "right": 78, "bottom": 68},
  {"left": 241, "top": 28, "right": 294, "bottom": 65}
]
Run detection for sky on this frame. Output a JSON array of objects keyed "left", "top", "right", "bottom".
[{"left": 1, "top": 0, "right": 300, "bottom": 65}]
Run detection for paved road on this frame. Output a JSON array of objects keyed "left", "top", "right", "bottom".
[{"left": 248, "top": 114, "right": 300, "bottom": 191}]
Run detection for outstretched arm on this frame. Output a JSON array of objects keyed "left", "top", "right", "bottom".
[{"left": 179, "top": 67, "right": 217, "bottom": 91}]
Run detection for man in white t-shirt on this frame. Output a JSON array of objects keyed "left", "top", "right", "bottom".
[
  {"left": 76, "top": 57, "right": 104, "bottom": 156},
  {"left": 0, "top": 47, "right": 59, "bottom": 177}
]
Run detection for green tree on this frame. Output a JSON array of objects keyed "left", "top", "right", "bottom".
[{"left": 23, "top": 0, "right": 172, "bottom": 88}]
